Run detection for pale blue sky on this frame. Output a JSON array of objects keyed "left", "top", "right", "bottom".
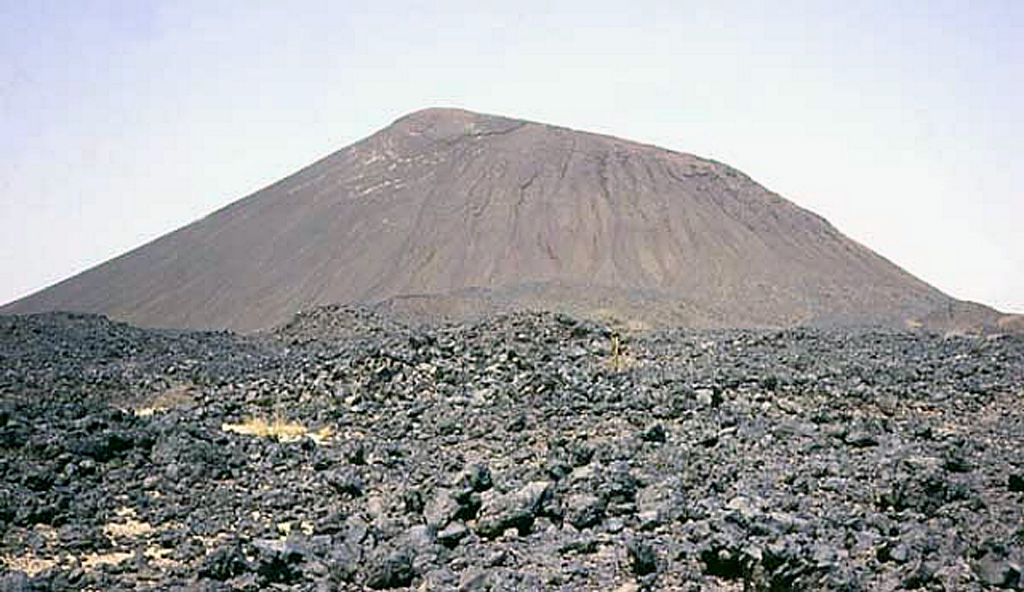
[{"left": 2, "top": 1, "right": 1021, "bottom": 312}]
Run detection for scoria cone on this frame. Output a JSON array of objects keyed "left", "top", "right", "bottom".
[{"left": 0, "top": 108, "right": 998, "bottom": 331}]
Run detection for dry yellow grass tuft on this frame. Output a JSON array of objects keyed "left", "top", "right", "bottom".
[
  {"left": 143, "top": 545, "right": 179, "bottom": 569},
  {"left": 132, "top": 384, "right": 196, "bottom": 417},
  {"left": 2, "top": 554, "right": 57, "bottom": 576},
  {"left": 222, "top": 417, "right": 335, "bottom": 444},
  {"left": 603, "top": 331, "right": 638, "bottom": 372},
  {"left": 103, "top": 507, "right": 155, "bottom": 540},
  {"left": 310, "top": 425, "right": 336, "bottom": 445},
  {"left": 222, "top": 417, "right": 308, "bottom": 441},
  {"left": 81, "top": 551, "right": 135, "bottom": 570}
]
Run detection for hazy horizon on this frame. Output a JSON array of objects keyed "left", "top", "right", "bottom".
[{"left": 2, "top": 1, "right": 1021, "bottom": 313}]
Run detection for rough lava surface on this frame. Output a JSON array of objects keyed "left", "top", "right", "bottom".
[
  {"left": 0, "top": 108, "right": 1006, "bottom": 332},
  {"left": 2, "top": 308, "right": 1022, "bottom": 590}
]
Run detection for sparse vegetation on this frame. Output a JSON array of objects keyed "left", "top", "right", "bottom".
[
  {"left": 604, "top": 330, "right": 637, "bottom": 372},
  {"left": 132, "top": 384, "right": 195, "bottom": 416},
  {"left": 610, "top": 331, "right": 623, "bottom": 371},
  {"left": 221, "top": 416, "right": 326, "bottom": 443},
  {"left": 222, "top": 416, "right": 305, "bottom": 440}
]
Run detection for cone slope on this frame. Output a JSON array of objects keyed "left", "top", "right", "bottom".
[{"left": 2, "top": 108, "right": 991, "bottom": 331}]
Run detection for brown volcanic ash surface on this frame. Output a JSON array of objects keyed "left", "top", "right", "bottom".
[{"left": 0, "top": 108, "right": 998, "bottom": 332}]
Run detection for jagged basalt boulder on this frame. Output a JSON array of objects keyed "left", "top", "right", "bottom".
[
  {"left": 475, "top": 481, "right": 554, "bottom": 538},
  {"left": 198, "top": 540, "right": 250, "bottom": 581},
  {"left": 365, "top": 547, "right": 416, "bottom": 590}
]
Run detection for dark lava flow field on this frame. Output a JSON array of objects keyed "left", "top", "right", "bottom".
[{"left": 1, "top": 309, "right": 1022, "bottom": 591}]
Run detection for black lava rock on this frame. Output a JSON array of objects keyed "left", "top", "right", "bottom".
[
  {"left": 1, "top": 310, "right": 1022, "bottom": 591},
  {"left": 626, "top": 538, "right": 657, "bottom": 576},
  {"left": 640, "top": 423, "right": 667, "bottom": 444},
  {"left": 253, "top": 538, "right": 307, "bottom": 584},
  {"left": 365, "top": 548, "right": 415, "bottom": 589},
  {"left": 198, "top": 540, "right": 250, "bottom": 581}
]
